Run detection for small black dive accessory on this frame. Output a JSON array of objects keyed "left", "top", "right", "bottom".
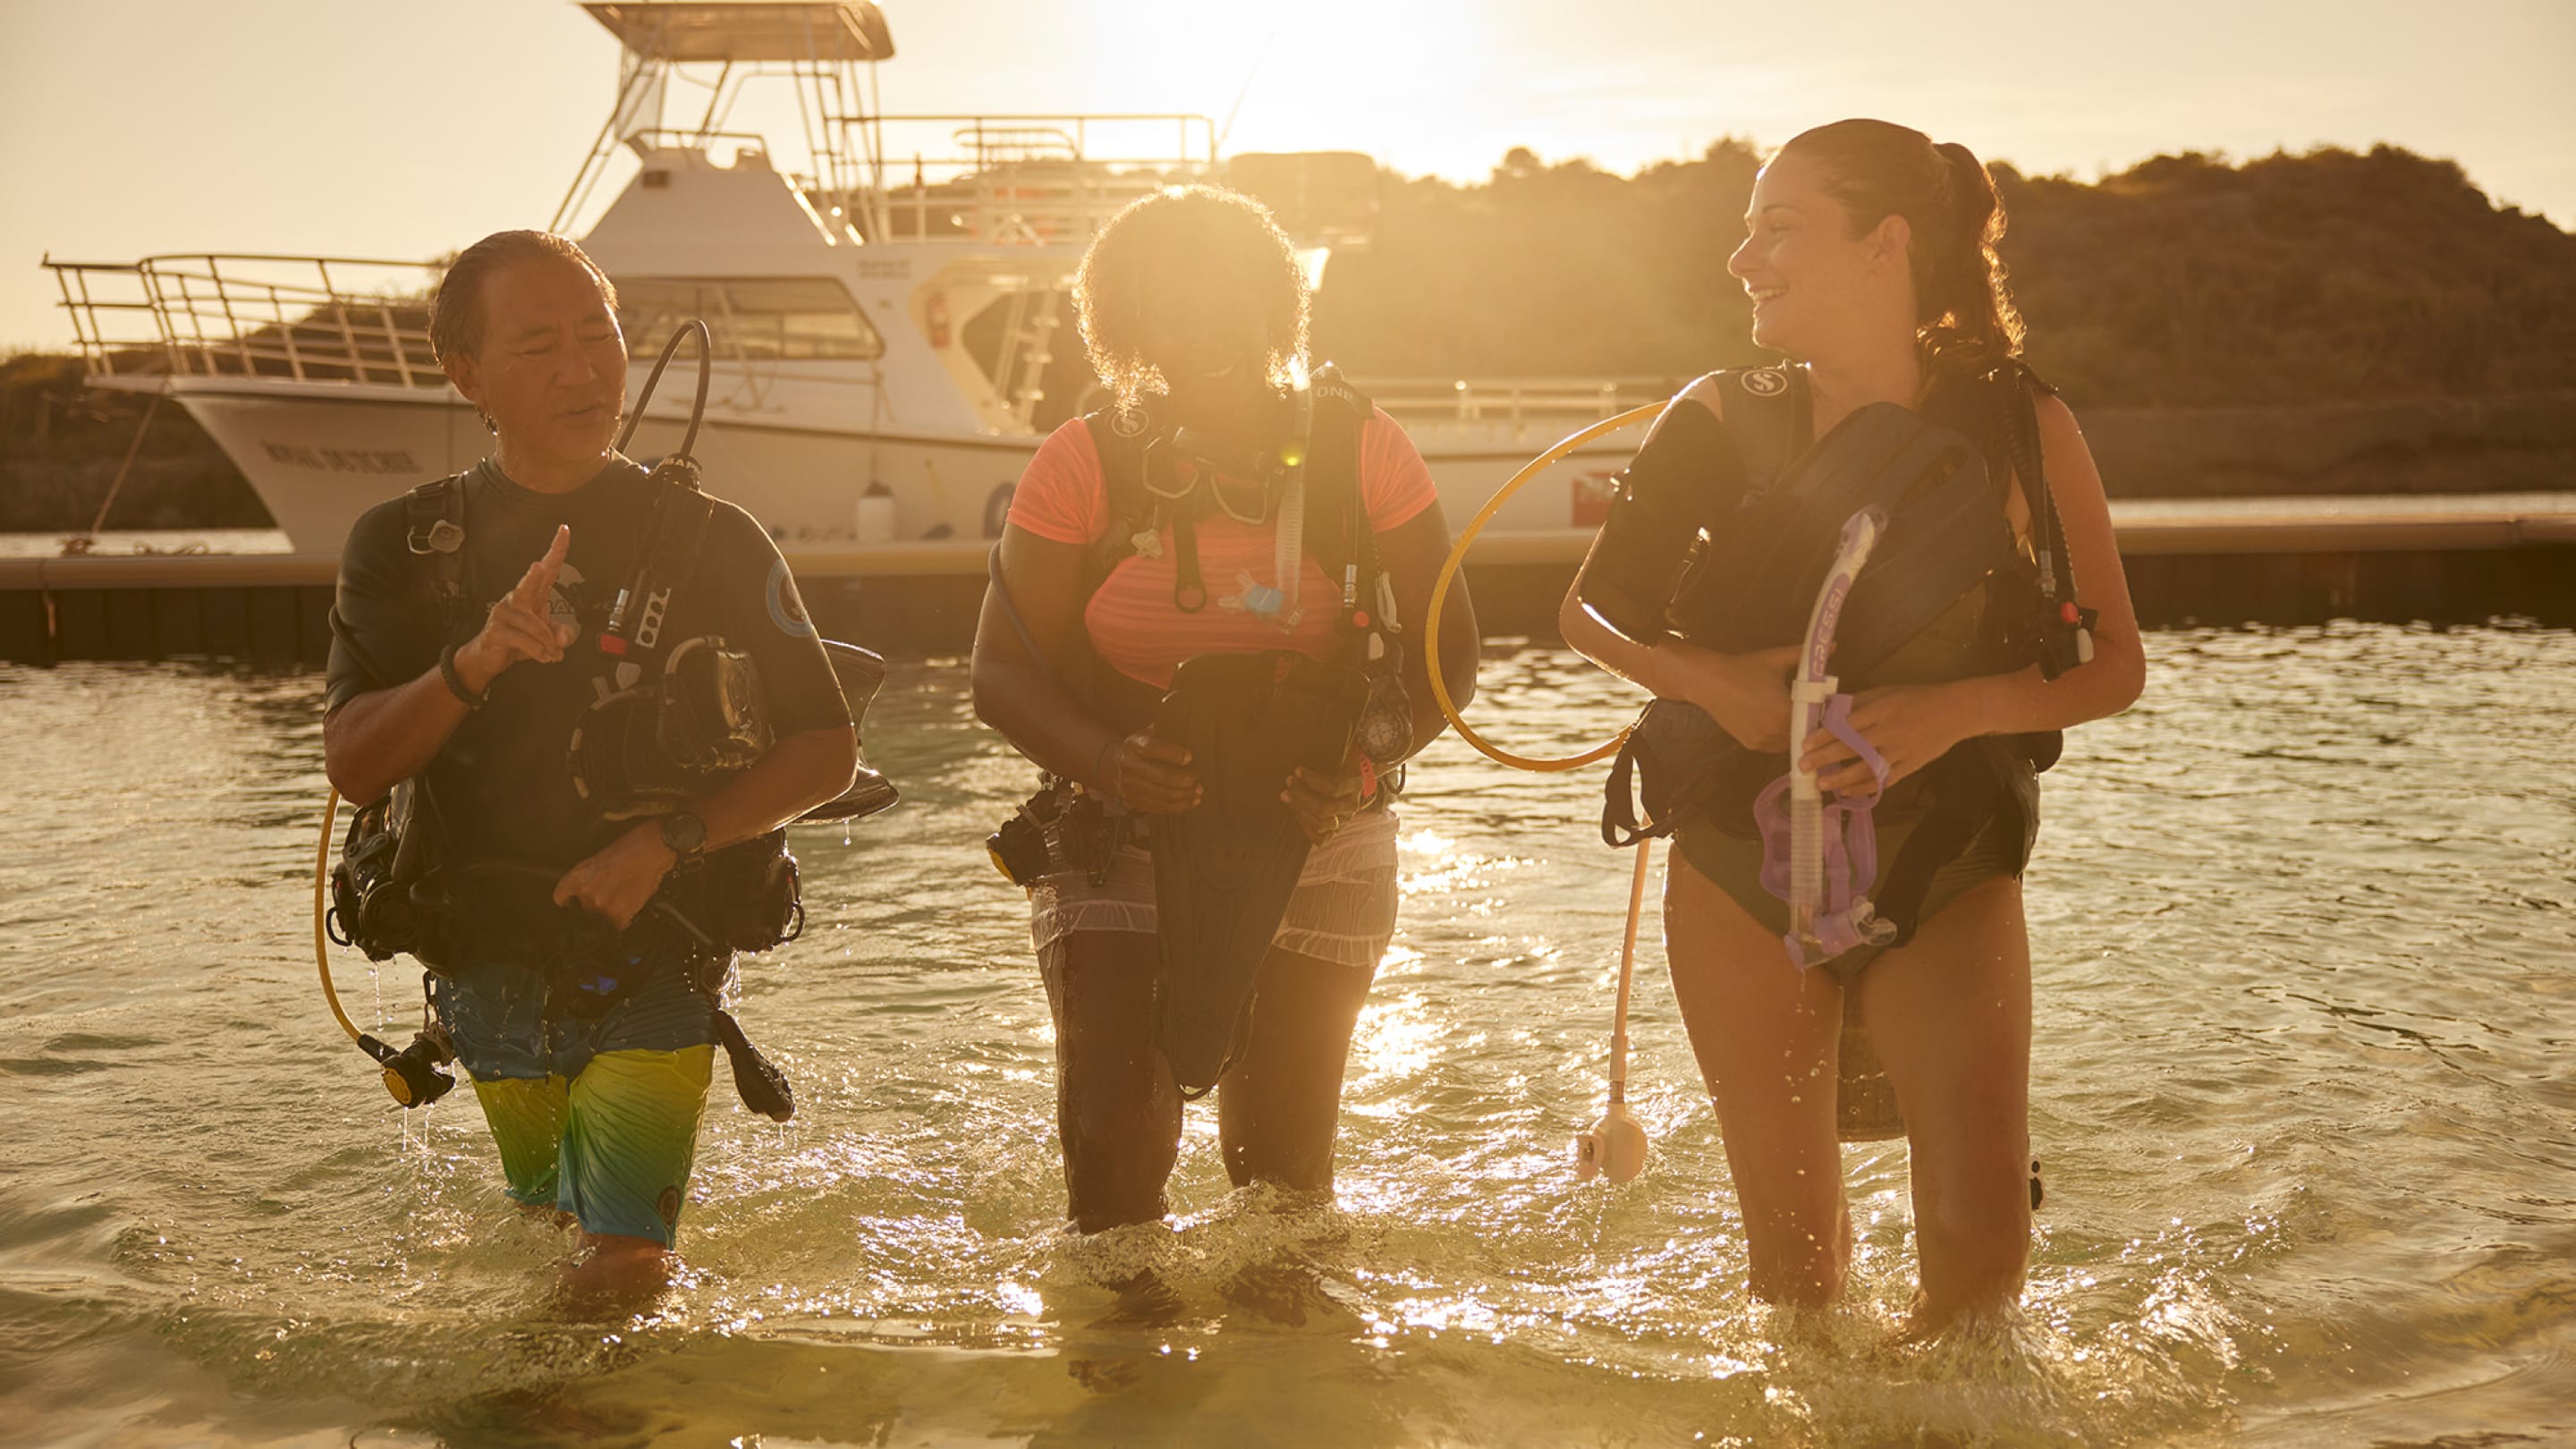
[
  {"left": 315, "top": 788, "right": 456, "bottom": 1108},
  {"left": 327, "top": 785, "right": 428, "bottom": 962},
  {"left": 984, "top": 777, "right": 1123, "bottom": 889},
  {"left": 373, "top": 1028, "right": 460, "bottom": 1108}
]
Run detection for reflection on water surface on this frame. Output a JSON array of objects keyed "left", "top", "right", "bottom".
[{"left": 2, "top": 623, "right": 2572, "bottom": 1446}]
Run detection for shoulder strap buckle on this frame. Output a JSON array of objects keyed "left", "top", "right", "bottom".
[
  {"left": 403, "top": 476, "right": 470, "bottom": 615},
  {"left": 1310, "top": 360, "right": 1373, "bottom": 419},
  {"left": 403, "top": 479, "right": 463, "bottom": 556}
]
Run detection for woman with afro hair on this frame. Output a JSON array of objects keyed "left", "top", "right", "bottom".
[{"left": 972, "top": 185, "right": 1478, "bottom": 1234}]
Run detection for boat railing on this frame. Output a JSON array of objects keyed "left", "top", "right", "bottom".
[
  {"left": 1363, "top": 376, "right": 1679, "bottom": 433},
  {"left": 852, "top": 113, "right": 1217, "bottom": 244},
  {"left": 45, "top": 254, "right": 447, "bottom": 387}
]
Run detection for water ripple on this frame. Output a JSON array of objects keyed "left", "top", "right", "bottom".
[{"left": 1, "top": 628, "right": 2572, "bottom": 1445}]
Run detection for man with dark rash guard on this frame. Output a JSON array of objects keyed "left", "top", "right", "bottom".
[{"left": 323, "top": 231, "right": 857, "bottom": 1304}]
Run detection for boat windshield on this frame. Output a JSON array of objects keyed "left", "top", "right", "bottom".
[{"left": 616, "top": 276, "right": 885, "bottom": 361}]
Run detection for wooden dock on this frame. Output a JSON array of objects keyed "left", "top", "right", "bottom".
[{"left": 4, "top": 497, "right": 2570, "bottom": 666}]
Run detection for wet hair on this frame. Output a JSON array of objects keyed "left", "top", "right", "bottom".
[
  {"left": 428, "top": 230, "right": 618, "bottom": 362},
  {"left": 1777, "top": 119, "right": 2025, "bottom": 377},
  {"left": 1073, "top": 185, "right": 1309, "bottom": 412}
]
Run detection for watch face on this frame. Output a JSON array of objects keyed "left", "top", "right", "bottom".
[{"left": 662, "top": 812, "right": 706, "bottom": 854}]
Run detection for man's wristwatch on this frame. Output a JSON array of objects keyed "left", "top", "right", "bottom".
[
  {"left": 437, "top": 642, "right": 487, "bottom": 710},
  {"left": 657, "top": 811, "right": 708, "bottom": 864}
]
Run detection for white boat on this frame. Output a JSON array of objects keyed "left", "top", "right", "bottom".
[{"left": 44, "top": 1, "right": 1654, "bottom": 563}]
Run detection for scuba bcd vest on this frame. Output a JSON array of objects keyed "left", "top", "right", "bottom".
[
  {"left": 1014, "top": 362, "right": 1413, "bottom": 769},
  {"left": 1081, "top": 364, "right": 1394, "bottom": 640},
  {"left": 332, "top": 457, "right": 896, "bottom": 967},
  {"left": 1584, "top": 360, "right": 2100, "bottom": 947}
]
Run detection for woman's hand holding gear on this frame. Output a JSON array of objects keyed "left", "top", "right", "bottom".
[
  {"left": 1801, "top": 681, "right": 1974, "bottom": 796},
  {"left": 453, "top": 524, "right": 577, "bottom": 697},
  {"left": 1100, "top": 732, "right": 1200, "bottom": 815},
  {"left": 1683, "top": 642, "right": 1803, "bottom": 755},
  {"left": 1282, "top": 747, "right": 1370, "bottom": 843}
]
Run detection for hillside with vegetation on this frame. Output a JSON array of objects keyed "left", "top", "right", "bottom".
[
  {"left": 1317, "top": 140, "right": 2576, "bottom": 406},
  {"left": 0, "top": 353, "right": 270, "bottom": 534}
]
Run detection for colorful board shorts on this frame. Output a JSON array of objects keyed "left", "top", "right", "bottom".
[{"left": 428, "top": 952, "right": 721, "bottom": 1247}]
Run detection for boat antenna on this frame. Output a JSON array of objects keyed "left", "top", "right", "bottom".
[{"left": 1216, "top": 27, "right": 1283, "bottom": 154}]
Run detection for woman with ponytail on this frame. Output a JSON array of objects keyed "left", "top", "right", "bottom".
[{"left": 1562, "top": 121, "right": 2145, "bottom": 1334}]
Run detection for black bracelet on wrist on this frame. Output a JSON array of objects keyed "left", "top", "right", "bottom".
[{"left": 437, "top": 643, "right": 487, "bottom": 710}]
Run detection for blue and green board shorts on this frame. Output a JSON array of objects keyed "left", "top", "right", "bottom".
[{"left": 428, "top": 953, "right": 722, "bottom": 1247}]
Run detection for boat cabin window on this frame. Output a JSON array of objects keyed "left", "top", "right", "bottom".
[{"left": 618, "top": 277, "right": 884, "bottom": 360}]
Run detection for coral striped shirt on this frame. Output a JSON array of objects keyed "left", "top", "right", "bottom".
[{"left": 1006, "top": 409, "right": 1438, "bottom": 690}]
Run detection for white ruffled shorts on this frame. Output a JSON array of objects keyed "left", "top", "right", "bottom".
[{"left": 1029, "top": 808, "right": 1400, "bottom": 971}]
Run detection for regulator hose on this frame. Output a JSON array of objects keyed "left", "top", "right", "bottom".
[
  {"left": 617, "top": 318, "right": 715, "bottom": 458},
  {"left": 313, "top": 786, "right": 361, "bottom": 1044},
  {"left": 1423, "top": 403, "right": 1663, "bottom": 772}
]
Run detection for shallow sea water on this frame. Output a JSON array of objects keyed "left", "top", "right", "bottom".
[{"left": 2, "top": 623, "right": 2572, "bottom": 1448}]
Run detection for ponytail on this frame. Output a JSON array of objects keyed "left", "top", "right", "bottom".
[
  {"left": 1779, "top": 121, "right": 2026, "bottom": 378},
  {"left": 1923, "top": 140, "right": 2022, "bottom": 377}
]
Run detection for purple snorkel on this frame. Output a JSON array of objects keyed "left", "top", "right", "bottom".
[{"left": 1755, "top": 507, "right": 1900, "bottom": 969}]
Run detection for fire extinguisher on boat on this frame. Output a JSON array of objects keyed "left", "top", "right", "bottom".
[{"left": 926, "top": 292, "right": 951, "bottom": 350}]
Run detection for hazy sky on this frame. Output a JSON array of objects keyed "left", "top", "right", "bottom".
[{"left": 4, "top": 0, "right": 2570, "bottom": 351}]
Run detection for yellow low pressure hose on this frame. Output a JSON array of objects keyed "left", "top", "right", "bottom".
[
  {"left": 312, "top": 786, "right": 366, "bottom": 1045},
  {"left": 1424, "top": 402, "right": 1664, "bottom": 772},
  {"left": 1424, "top": 402, "right": 1666, "bottom": 1184}
]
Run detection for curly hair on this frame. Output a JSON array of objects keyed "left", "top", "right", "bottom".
[
  {"left": 1778, "top": 120, "right": 2026, "bottom": 378},
  {"left": 1073, "top": 185, "right": 1309, "bottom": 413},
  {"left": 429, "top": 230, "right": 617, "bottom": 362}
]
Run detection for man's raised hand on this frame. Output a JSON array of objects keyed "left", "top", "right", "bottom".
[{"left": 453, "top": 525, "right": 577, "bottom": 695}]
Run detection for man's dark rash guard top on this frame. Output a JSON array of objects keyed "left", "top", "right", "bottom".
[{"left": 326, "top": 456, "right": 851, "bottom": 872}]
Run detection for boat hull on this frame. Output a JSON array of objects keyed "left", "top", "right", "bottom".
[{"left": 158, "top": 380, "right": 1641, "bottom": 558}]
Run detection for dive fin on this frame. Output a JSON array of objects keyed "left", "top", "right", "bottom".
[
  {"left": 1150, "top": 652, "right": 1370, "bottom": 1095},
  {"left": 712, "top": 1007, "right": 795, "bottom": 1122},
  {"left": 797, "top": 640, "right": 901, "bottom": 823}
]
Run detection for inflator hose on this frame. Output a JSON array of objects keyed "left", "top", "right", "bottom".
[
  {"left": 1423, "top": 403, "right": 1663, "bottom": 772},
  {"left": 312, "top": 786, "right": 366, "bottom": 1046},
  {"left": 1419, "top": 402, "right": 1667, "bottom": 1182}
]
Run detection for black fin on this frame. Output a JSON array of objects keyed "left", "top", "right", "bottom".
[
  {"left": 711, "top": 1008, "right": 794, "bottom": 1122},
  {"left": 1150, "top": 652, "right": 1370, "bottom": 1095}
]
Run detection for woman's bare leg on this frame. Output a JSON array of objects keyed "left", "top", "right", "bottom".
[
  {"left": 1043, "top": 930, "right": 1184, "bottom": 1233},
  {"left": 1665, "top": 854, "right": 1852, "bottom": 1308},
  {"left": 1217, "top": 947, "right": 1377, "bottom": 1192},
  {"left": 1856, "top": 875, "right": 2033, "bottom": 1334}
]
